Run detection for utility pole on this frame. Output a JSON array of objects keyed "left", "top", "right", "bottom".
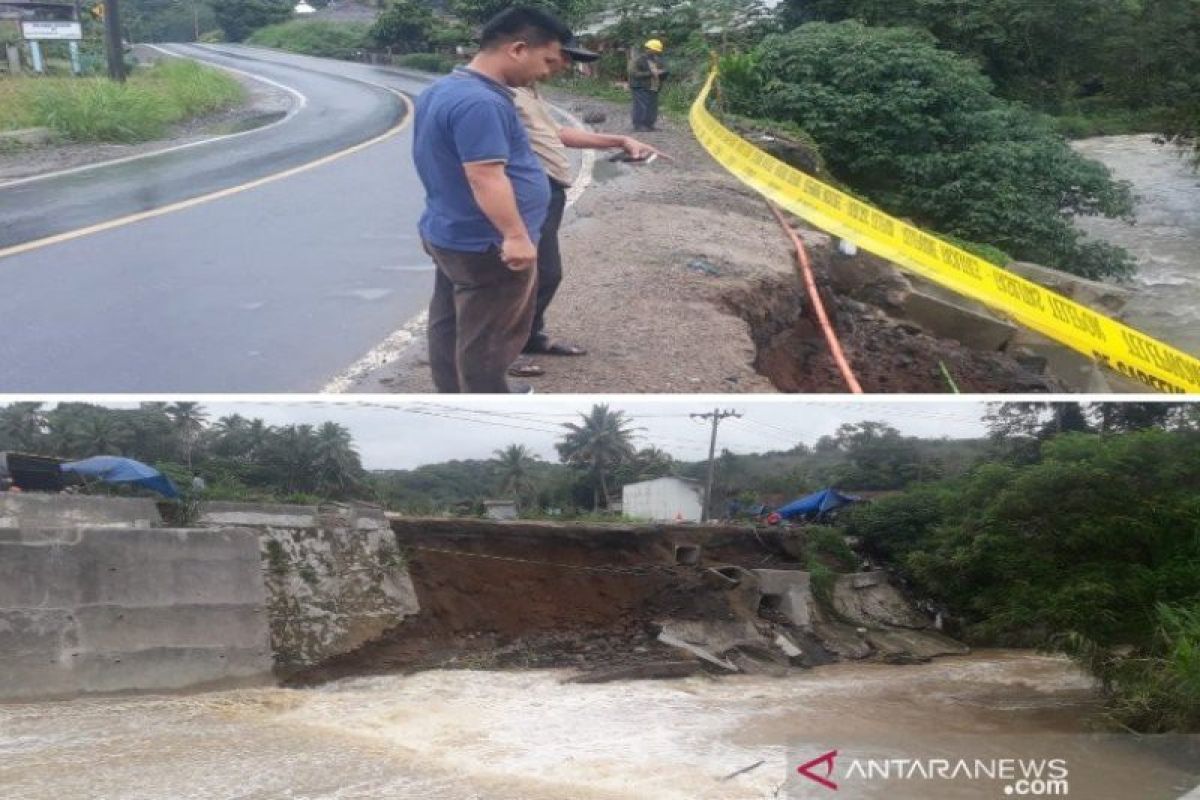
[
  {"left": 691, "top": 408, "right": 741, "bottom": 522},
  {"left": 102, "top": 0, "right": 125, "bottom": 82}
]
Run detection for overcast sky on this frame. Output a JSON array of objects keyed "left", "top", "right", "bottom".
[{"left": 101, "top": 398, "right": 994, "bottom": 470}]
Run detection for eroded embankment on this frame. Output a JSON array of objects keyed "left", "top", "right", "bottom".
[
  {"left": 723, "top": 244, "right": 1067, "bottom": 393},
  {"left": 288, "top": 520, "right": 966, "bottom": 686}
]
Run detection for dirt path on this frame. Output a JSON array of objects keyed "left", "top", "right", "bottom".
[{"left": 0, "top": 46, "right": 294, "bottom": 183}]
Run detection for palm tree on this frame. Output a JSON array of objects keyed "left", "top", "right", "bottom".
[
  {"left": 556, "top": 404, "right": 637, "bottom": 510},
  {"left": 313, "top": 421, "right": 363, "bottom": 496},
  {"left": 166, "top": 402, "right": 208, "bottom": 468},
  {"left": 492, "top": 444, "right": 538, "bottom": 507},
  {"left": 0, "top": 402, "right": 48, "bottom": 451},
  {"left": 265, "top": 424, "right": 321, "bottom": 494},
  {"left": 61, "top": 413, "right": 131, "bottom": 457}
]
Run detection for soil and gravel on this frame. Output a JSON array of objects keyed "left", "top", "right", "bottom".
[
  {"left": 285, "top": 520, "right": 956, "bottom": 688},
  {"left": 0, "top": 46, "right": 294, "bottom": 183},
  {"left": 357, "top": 90, "right": 1059, "bottom": 394}
]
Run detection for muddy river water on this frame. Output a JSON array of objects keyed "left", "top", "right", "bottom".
[
  {"left": 2, "top": 650, "right": 1197, "bottom": 799},
  {"left": 1073, "top": 135, "right": 1200, "bottom": 358}
]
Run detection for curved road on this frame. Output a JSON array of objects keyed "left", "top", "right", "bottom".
[{"left": 0, "top": 44, "right": 441, "bottom": 391}]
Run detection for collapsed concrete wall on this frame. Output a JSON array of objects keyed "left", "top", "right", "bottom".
[
  {"left": 0, "top": 527, "right": 273, "bottom": 701},
  {"left": 0, "top": 494, "right": 162, "bottom": 529},
  {"left": 199, "top": 502, "right": 419, "bottom": 672}
]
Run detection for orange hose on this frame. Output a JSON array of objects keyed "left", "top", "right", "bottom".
[{"left": 767, "top": 202, "right": 864, "bottom": 394}]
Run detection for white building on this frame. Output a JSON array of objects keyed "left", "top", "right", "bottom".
[
  {"left": 483, "top": 500, "right": 517, "bottom": 521},
  {"left": 621, "top": 476, "right": 704, "bottom": 522}
]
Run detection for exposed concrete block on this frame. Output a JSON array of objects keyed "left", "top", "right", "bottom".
[
  {"left": 900, "top": 289, "right": 1018, "bottom": 351},
  {"left": 199, "top": 501, "right": 318, "bottom": 528},
  {"left": 753, "top": 569, "right": 813, "bottom": 627},
  {"left": 0, "top": 495, "right": 161, "bottom": 529}
]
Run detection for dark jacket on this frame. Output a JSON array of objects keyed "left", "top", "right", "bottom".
[{"left": 629, "top": 53, "right": 668, "bottom": 91}]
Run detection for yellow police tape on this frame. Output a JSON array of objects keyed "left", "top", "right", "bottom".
[{"left": 689, "top": 70, "right": 1200, "bottom": 394}]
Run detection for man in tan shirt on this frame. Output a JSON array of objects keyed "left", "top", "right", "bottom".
[{"left": 510, "top": 39, "right": 658, "bottom": 369}]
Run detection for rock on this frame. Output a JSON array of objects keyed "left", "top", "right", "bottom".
[
  {"left": 687, "top": 257, "right": 721, "bottom": 276},
  {"left": 832, "top": 572, "right": 934, "bottom": 630},
  {"left": 565, "top": 660, "right": 702, "bottom": 684},
  {"left": 865, "top": 628, "right": 970, "bottom": 660}
]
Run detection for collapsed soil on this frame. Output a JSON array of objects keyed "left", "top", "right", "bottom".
[
  {"left": 286, "top": 521, "right": 842, "bottom": 687},
  {"left": 359, "top": 90, "right": 1057, "bottom": 394}
]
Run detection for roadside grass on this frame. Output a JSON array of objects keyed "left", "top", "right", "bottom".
[
  {"left": 248, "top": 20, "right": 371, "bottom": 61},
  {"left": 0, "top": 58, "right": 244, "bottom": 143}
]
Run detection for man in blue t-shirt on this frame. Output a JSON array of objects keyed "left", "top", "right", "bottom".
[{"left": 413, "top": 6, "right": 573, "bottom": 393}]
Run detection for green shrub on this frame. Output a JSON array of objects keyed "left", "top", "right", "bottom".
[
  {"left": 723, "top": 21, "right": 1137, "bottom": 280},
  {"left": 845, "top": 428, "right": 1200, "bottom": 731},
  {"left": 806, "top": 525, "right": 858, "bottom": 570},
  {"left": 1, "top": 59, "right": 243, "bottom": 142},
  {"left": 394, "top": 52, "right": 455, "bottom": 74},
  {"left": 248, "top": 20, "right": 370, "bottom": 60}
]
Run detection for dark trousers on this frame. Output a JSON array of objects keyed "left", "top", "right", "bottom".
[
  {"left": 425, "top": 241, "right": 536, "bottom": 393},
  {"left": 632, "top": 87, "right": 659, "bottom": 130},
  {"left": 527, "top": 179, "right": 569, "bottom": 350}
]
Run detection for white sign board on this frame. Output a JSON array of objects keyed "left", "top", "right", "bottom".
[{"left": 21, "top": 21, "right": 83, "bottom": 41}]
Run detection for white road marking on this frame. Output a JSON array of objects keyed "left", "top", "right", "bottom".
[{"left": 0, "top": 44, "right": 307, "bottom": 191}]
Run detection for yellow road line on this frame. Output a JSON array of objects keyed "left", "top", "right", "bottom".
[{"left": 0, "top": 81, "right": 413, "bottom": 263}]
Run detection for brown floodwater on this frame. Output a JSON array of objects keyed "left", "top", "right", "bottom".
[{"left": 1, "top": 650, "right": 1196, "bottom": 799}]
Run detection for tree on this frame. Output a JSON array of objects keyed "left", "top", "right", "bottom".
[
  {"left": 370, "top": 0, "right": 434, "bottom": 51},
  {"left": 492, "top": 444, "right": 539, "bottom": 507},
  {"left": 448, "top": 0, "right": 588, "bottom": 25},
  {"left": 166, "top": 402, "right": 208, "bottom": 469},
  {"left": 0, "top": 403, "right": 48, "bottom": 451},
  {"left": 312, "top": 421, "right": 363, "bottom": 496},
  {"left": 59, "top": 410, "right": 133, "bottom": 456},
  {"left": 210, "top": 0, "right": 292, "bottom": 41},
  {"left": 724, "top": 21, "right": 1137, "bottom": 279},
  {"left": 556, "top": 404, "right": 637, "bottom": 510}
]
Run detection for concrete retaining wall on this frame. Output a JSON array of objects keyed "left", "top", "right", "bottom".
[
  {"left": 0, "top": 527, "right": 273, "bottom": 701},
  {"left": 0, "top": 494, "right": 162, "bottom": 529},
  {"left": 201, "top": 502, "right": 419, "bottom": 672}
]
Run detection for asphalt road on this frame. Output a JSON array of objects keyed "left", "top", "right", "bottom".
[{"left": 0, "top": 44, "right": 440, "bottom": 392}]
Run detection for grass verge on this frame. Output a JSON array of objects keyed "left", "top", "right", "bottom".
[{"left": 0, "top": 58, "right": 245, "bottom": 143}]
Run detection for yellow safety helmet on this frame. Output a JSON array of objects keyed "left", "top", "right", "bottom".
[{"left": 644, "top": 39, "right": 664, "bottom": 53}]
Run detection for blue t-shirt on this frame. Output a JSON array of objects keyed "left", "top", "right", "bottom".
[{"left": 414, "top": 68, "right": 550, "bottom": 252}]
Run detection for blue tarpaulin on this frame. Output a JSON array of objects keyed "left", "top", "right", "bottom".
[
  {"left": 61, "top": 456, "right": 180, "bottom": 499},
  {"left": 775, "top": 488, "right": 859, "bottom": 520}
]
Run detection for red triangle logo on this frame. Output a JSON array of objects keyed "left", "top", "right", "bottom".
[{"left": 797, "top": 749, "right": 838, "bottom": 790}]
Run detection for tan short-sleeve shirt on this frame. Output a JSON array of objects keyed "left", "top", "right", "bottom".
[{"left": 513, "top": 86, "right": 572, "bottom": 186}]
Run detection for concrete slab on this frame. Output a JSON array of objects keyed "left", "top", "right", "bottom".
[
  {"left": 0, "top": 495, "right": 161, "bottom": 529},
  {"left": 0, "top": 526, "right": 273, "bottom": 701}
]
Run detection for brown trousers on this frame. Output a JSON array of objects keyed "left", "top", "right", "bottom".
[{"left": 424, "top": 241, "right": 536, "bottom": 393}]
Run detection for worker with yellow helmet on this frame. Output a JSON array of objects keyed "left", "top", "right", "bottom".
[{"left": 630, "top": 38, "right": 669, "bottom": 132}]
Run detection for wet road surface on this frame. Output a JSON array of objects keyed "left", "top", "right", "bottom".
[{"left": 0, "top": 44, "right": 437, "bottom": 392}]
